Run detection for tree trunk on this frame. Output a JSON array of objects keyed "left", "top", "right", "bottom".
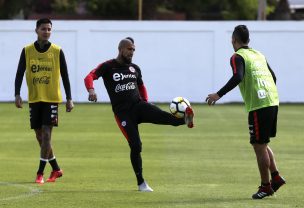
[{"left": 257, "top": 0, "right": 267, "bottom": 20}]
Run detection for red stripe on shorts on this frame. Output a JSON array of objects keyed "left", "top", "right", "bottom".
[
  {"left": 253, "top": 112, "right": 260, "bottom": 140},
  {"left": 114, "top": 115, "right": 130, "bottom": 142}
]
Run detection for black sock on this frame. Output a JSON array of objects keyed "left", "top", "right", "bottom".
[
  {"left": 37, "top": 159, "right": 47, "bottom": 174},
  {"left": 49, "top": 157, "right": 60, "bottom": 171},
  {"left": 271, "top": 171, "right": 279, "bottom": 178},
  {"left": 130, "top": 150, "right": 144, "bottom": 185}
]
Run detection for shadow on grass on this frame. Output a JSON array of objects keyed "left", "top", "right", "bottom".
[{"left": 133, "top": 196, "right": 277, "bottom": 207}]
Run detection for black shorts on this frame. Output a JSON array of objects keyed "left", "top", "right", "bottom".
[
  {"left": 248, "top": 106, "right": 278, "bottom": 144},
  {"left": 29, "top": 102, "right": 59, "bottom": 129}
]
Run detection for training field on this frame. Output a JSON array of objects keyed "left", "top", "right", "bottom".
[{"left": 0, "top": 103, "right": 303, "bottom": 208}]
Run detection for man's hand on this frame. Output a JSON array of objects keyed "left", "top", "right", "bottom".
[
  {"left": 88, "top": 89, "right": 97, "bottom": 102},
  {"left": 15, "top": 95, "right": 23, "bottom": 108},
  {"left": 66, "top": 99, "right": 74, "bottom": 112},
  {"left": 205, "top": 93, "right": 220, "bottom": 106}
]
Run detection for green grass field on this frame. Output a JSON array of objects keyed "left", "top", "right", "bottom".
[{"left": 0, "top": 103, "right": 303, "bottom": 208}]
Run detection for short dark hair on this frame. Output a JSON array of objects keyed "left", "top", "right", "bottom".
[
  {"left": 125, "top": 37, "right": 134, "bottom": 44},
  {"left": 36, "top": 18, "right": 52, "bottom": 28},
  {"left": 233, "top": 25, "right": 249, "bottom": 44}
]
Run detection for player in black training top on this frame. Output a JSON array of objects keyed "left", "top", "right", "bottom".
[{"left": 84, "top": 37, "right": 194, "bottom": 192}]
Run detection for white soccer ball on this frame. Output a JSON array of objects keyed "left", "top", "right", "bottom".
[{"left": 169, "top": 97, "right": 191, "bottom": 118}]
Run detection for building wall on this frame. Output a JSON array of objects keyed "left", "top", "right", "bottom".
[{"left": 1, "top": 20, "right": 303, "bottom": 103}]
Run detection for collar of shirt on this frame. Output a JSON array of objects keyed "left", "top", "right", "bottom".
[{"left": 34, "top": 41, "right": 51, "bottom": 53}]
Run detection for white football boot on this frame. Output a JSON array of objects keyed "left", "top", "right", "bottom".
[{"left": 138, "top": 181, "right": 153, "bottom": 192}]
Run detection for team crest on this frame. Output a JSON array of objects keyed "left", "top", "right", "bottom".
[
  {"left": 48, "top": 52, "right": 54, "bottom": 58},
  {"left": 121, "top": 121, "right": 127, "bottom": 127},
  {"left": 129, "top": 66, "right": 135, "bottom": 73}
]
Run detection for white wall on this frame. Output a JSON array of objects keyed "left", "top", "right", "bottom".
[{"left": 1, "top": 20, "right": 304, "bottom": 103}]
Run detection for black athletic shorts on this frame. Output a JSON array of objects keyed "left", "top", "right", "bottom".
[
  {"left": 114, "top": 101, "right": 184, "bottom": 152},
  {"left": 248, "top": 105, "right": 278, "bottom": 144},
  {"left": 29, "top": 102, "right": 59, "bottom": 129}
]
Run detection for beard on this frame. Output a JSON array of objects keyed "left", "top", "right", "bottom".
[{"left": 122, "top": 55, "right": 132, "bottom": 64}]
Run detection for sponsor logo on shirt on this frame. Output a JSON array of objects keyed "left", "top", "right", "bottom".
[
  {"left": 113, "top": 73, "right": 136, "bottom": 82},
  {"left": 257, "top": 90, "right": 267, "bottom": 99},
  {"left": 252, "top": 70, "right": 270, "bottom": 77},
  {"left": 30, "top": 59, "right": 53, "bottom": 73},
  {"left": 31, "top": 64, "right": 52, "bottom": 73},
  {"left": 115, "top": 82, "right": 136, "bottom": 93},
  {"left": 32, "top": 76, "right": 50, "bottom": 85}
]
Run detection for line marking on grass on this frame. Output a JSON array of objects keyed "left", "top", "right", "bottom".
[{"left": 0, "top": 182, "right": 42, "bottom": 201}]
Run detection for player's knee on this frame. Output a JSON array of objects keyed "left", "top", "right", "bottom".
[
  {"left": 130, "top": 143, "right": 142, "bottom": 154},
  {"left": 36, "top": 136, "right": 42, "bottom": 145}
]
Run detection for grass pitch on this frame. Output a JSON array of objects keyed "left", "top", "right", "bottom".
[{"left": 0, "top": 103, "right": 303, "bottom": 208}]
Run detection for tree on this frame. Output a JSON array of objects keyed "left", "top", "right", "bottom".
[
  {"left": 51, "top": 0, "right": 78, "bottom": 14},
  {"left": 221, "top": 0, "right": 258, "bottom": 20},
  {"left": 165, "top": 0, "right": 277, "bottom": 20},
  {"left": 0, "top": 0, "right": 289, "bottom": 20},
  {"left": 85, "top": 0, "right": 138, "bottom": 19},
  {"left": 0, "top": 0, "right": 32, "bottom": 19},
  {"left": 272, "top": 0, "right": 291, "bottom": 20}
]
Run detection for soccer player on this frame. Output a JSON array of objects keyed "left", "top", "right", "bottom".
[
  {"left": 205, "top": 25, "right": 285, "bottom": 199},
  {"left": 84, "top": 37, "right": 194, "bottom": 192},
  {"left": 14, "top": 18, "right": 74, "bottom": 184}
]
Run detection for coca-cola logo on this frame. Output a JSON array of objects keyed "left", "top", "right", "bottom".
[
  {"left": 33, "top": 76, "right": 50, "bottom": 85},
  {"left": 115, "top": 82, "right": 136, "bottom": 93}
]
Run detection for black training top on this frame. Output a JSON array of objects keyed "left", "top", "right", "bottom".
[
  {"left": 14, "top": 41, "right": 72, "bottom": 100},
  {"left": 91, "top": 59, "right": 144, "bottom": 113},
  {"left": 217, "top": 46, "right": 276, "bottom": 97}
]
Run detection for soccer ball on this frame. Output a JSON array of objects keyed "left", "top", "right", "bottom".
[{"left": 169, "top": 97, "right": 191, "bottom": 118}]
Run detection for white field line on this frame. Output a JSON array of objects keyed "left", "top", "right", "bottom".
[{"left": 0, "top": 182, "right": 42, "bottom": 201}]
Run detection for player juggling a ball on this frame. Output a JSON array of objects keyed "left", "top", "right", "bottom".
[{"left": 84, "top": 37, "right": 194, "bottom": 192}]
